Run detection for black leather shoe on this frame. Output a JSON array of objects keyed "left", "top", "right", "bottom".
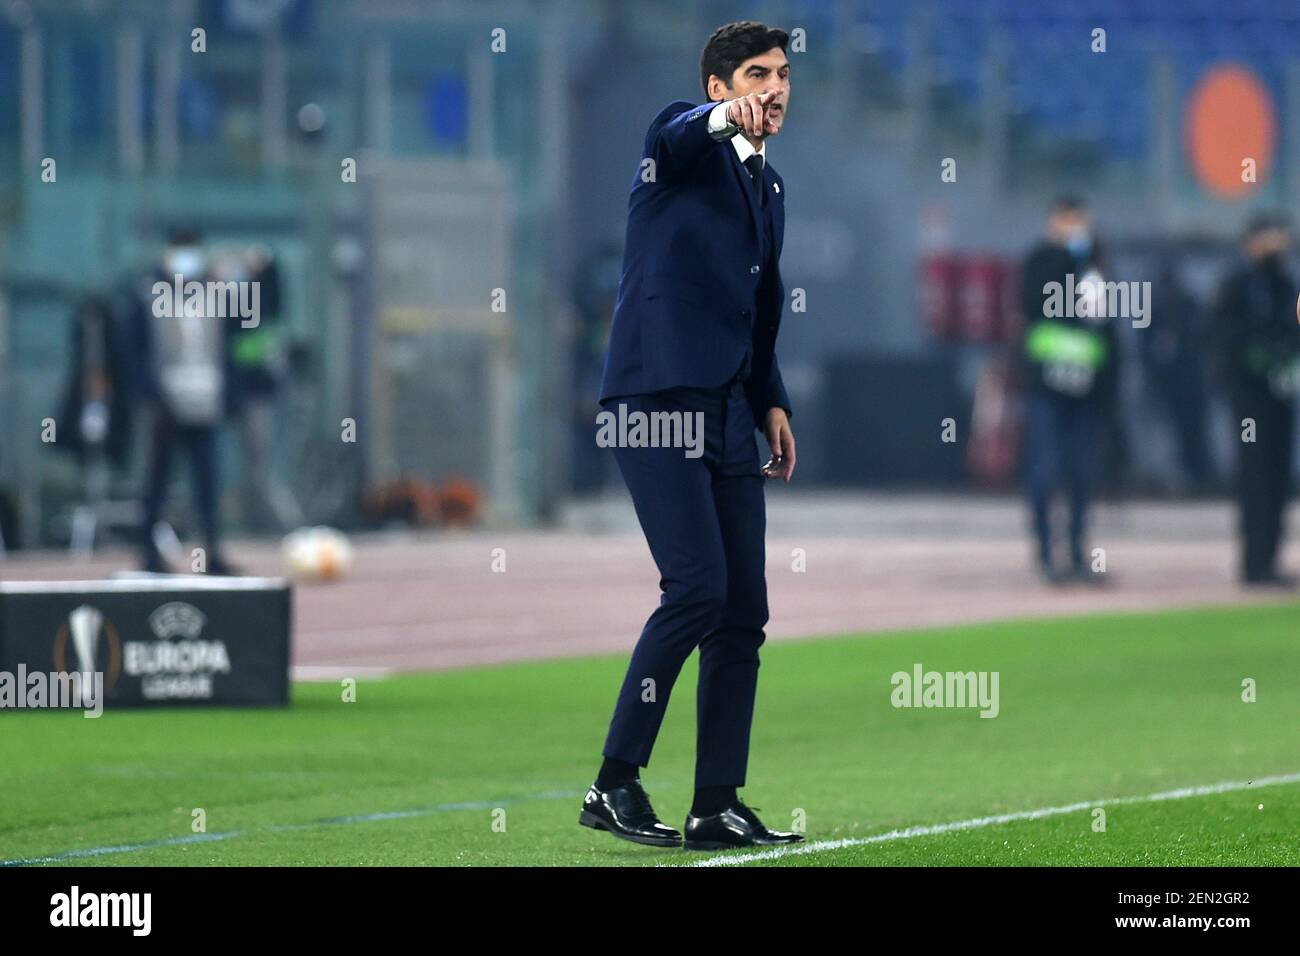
[
  {"left": 206, "top": 555, "right": 244, "bottom": 576},
  {"left": 1036, "top": 561, "right": 1068, "bottom": 587},
  {"left": 1242, "top": 571, "right": 1298, "bottom": 588},
  {"left": 143, "top": 548, "right": 171, "bottom": 574},
  {"left": 1070, "top": 564, "right": 1112, "bottom": 587},
  {"left": 579, "top": 780, "right": 682, "bottom": 847},
  {"left": 682, "top": 799, "right": 805, "bottom": 851}
]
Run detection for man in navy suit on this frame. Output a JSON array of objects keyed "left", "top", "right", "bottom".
[{"left": 579, "top": 21, "right": 803, "bottom": 851}]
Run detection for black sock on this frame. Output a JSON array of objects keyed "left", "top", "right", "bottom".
[
  {"left": 691, "top": 785, "right": 737, "bottom": 816},
  {"left": 595, "top": 757, "right": 639, "bottom": 790}
]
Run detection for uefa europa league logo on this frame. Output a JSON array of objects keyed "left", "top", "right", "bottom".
[
  {"left": 68, "top": 605, "right": 104, "bottom": 704},
  {"left": 49, "top": 603, "right": 121, "bottom": 706}
]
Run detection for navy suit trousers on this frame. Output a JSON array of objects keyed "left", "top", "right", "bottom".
[
  {"left": 601, "top": 379, "right": 769, "bottom": 788},
  {"left": 1023, "top": 390, "right": 1098, "bottom": 569}
]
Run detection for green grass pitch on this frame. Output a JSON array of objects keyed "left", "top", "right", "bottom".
[{"left": 1, "top": 601, "right": 1297, "bottom": 866}]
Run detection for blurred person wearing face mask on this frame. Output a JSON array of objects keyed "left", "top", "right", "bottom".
[
  {"left": 1018, "top": 196, "right": 1118, "bottom": 584},
  {"left": 1206, "top": 213, "right": 1300, "bottom": 586},
  {"left": 1140, "top": 263, "right": 1211, "bottom": 490},
  {"left": 129, "top": 228, "right": 239, "bottom": 575}
]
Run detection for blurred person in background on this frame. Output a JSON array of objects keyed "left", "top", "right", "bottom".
[
  {"left": 1205, "top": 213, "right": 1300, "bottom": 587},
  {"left": 221, "top": 244, "right": 299, "bottom": 533},
  {"left": 58, "top": 292, "right": 136, "bottom": 475},
  {"left": 1141, "top": 262, "right": 1210, "bottom": 491},
  {"left": 56, "top": 292, "right": 138, "bottom": 553},
  {"left": 1019, "top": 197, "right": 1118, "bottom": 584},
  {"left": 570, "top": 236, "right": 623, "bottom": 494},
  {"left": 130, "top": 228, "right": 239, "bottom": 575}
]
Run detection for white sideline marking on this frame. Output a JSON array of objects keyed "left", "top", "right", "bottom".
[{"left": 679, "top": 771, "right": 1300, "bottom": 867}]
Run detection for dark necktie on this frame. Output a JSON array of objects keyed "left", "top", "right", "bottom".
[{"left": 743, "top": 153, "right": 765, "bottom": 208}]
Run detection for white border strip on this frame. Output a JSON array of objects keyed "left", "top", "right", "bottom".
[
  {"left": 291, "top": 665, "right": 395, "bottom": 682},
  {"left": 0, "top": 576, "right": 289, "bottom": 593},
  {"left": 678, "top": 771, "right": 1300, "bottom": 867}
]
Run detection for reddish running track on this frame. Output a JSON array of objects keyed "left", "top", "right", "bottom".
[{"left": 2, "top": 494, "right": 1295, "bottom": 675}]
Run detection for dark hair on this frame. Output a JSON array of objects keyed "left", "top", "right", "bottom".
[
  {"left": 1244, "top": 210, "right": 1290, "bottom": 239},
  {"left": 700, "top": 21, "right": 789, "bottom": 98},
  {"left": 167, "top": 226, "right": 203, "bottom": 246},
  {"left": 1051, "top": 195, "right": 1086, "bottom": 214}
]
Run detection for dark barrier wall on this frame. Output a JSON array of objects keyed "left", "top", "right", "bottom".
[
  {"left": 823, "top": 354, "right": 968, "bottom": 487},
  {"left": 0, "top": 578, "right": 292, "bottom": 708}
]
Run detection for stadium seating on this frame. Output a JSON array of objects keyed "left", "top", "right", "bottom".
[{"left": 855, "top": 0, "right": 1300, "bottom": 162}]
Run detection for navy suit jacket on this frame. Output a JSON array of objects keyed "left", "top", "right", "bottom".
[{"left": 599, "top": 100, "right": 792, "bottom": 426}]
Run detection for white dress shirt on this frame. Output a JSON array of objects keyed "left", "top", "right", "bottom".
[{"left": 706, "top": 101, "right": 767, "bottom": 164}]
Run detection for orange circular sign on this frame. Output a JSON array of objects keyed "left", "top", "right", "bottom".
[{"left": 1186, "top": 64, "right": 1276, "bottom": 199}]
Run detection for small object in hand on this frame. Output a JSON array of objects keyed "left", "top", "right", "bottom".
[{"left": 761, "top": 455, "right": 784, "bottom": 478}]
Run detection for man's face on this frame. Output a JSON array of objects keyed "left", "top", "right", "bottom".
[
  {"left": 709, "top": 47, "right": 791, "bottom": 135},
  {"left": 1247, "top": 227, "right": 1290, "bottom": 262},
  {"left": 1048, "top": 209, "right": 1089, "bottom": 244}
]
